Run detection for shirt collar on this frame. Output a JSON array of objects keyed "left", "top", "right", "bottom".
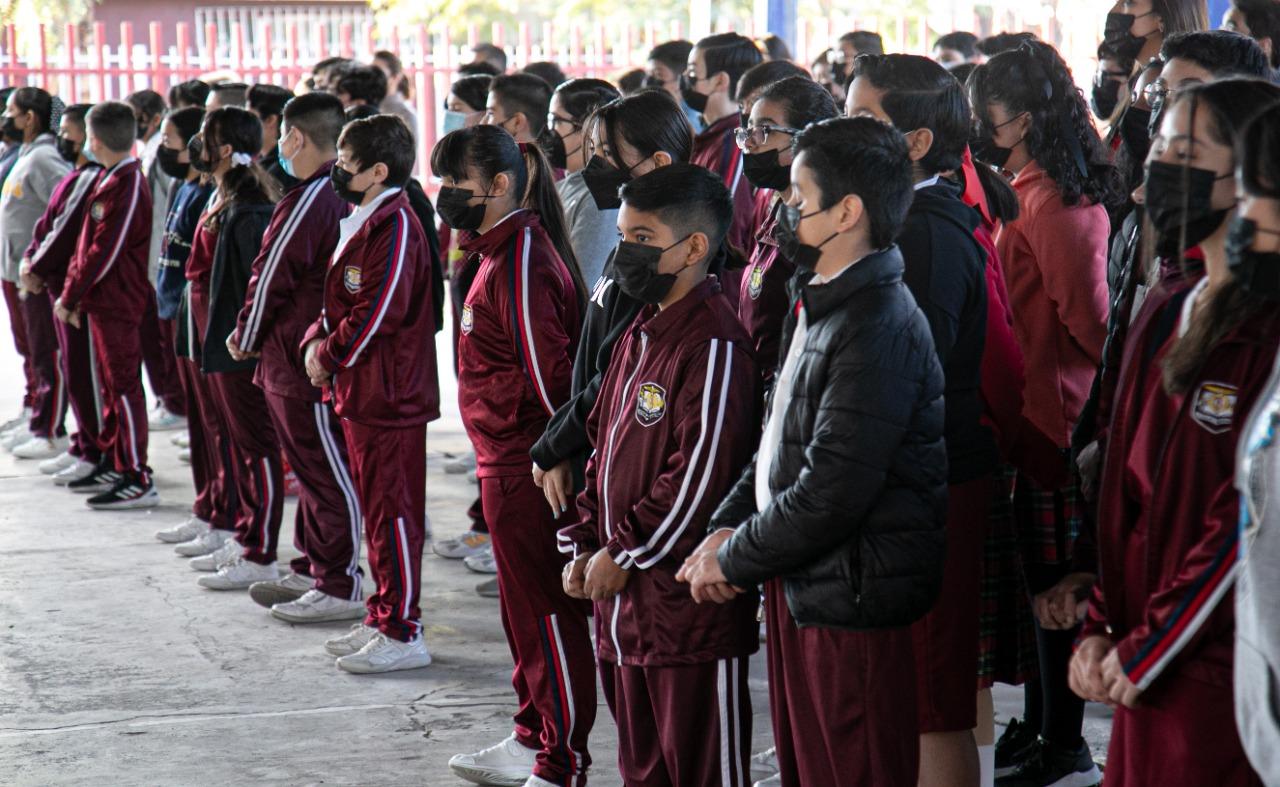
[
  {"left": 636, "top": 276, "right": 722, "bottom": 341},
  {"left": 914, "top": 174, "right": 941, "bottom": 191},
  {"left": 342, "top": 186, "right": 401, "bottom": 227}
]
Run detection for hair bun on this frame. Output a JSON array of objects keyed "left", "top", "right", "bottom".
[{"left": 49, "top": 95, "right": 65, "bottom": 134}]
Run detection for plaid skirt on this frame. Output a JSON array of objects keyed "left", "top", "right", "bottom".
[{"left": 977, "top": 465, "right": 1039, "bottom": 689}]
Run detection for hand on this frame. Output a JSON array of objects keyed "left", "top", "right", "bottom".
[
  {"left": 1101, "top": 648, "right": 1142, "bottom": 709},
  {"left": 536, "top": 461, "right": 572, "bottom": 519},
  {"left": 562, "top": 555, "right": 589, "bottom": 599},
  {"left": 53, "top": 298, "right": 81, "bottom": 328},
  {"left": 676, "top": 529, "right": 744, "bottom": 604},
  {"left": 582, "top": 548, "right": 630, "bottom": 601},
  {"left": 1068, "top": 635, "right": 1112, "bottom": 703},
  {"left": 19, "top": 263, "right": 43, "bottom": 295},
  {"left": 1077, "top": 440, "right": 1102, "bottom": 502},
  {"left": 225, "top": 334, "right": 259, "bottom": 362},
  {"left": 1033, "top": 572, "right": 1096, "bottom": 630},
  {"left": 304, "top": 339, "right": 330, "bottom": 387}
]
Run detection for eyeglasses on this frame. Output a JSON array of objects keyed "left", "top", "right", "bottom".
[
  {"left": 1142, "top": 79, "right": 1199, "bottom": 109},
  {"left": 734, "top": 122, "right": 801, "bottom": 150},
  {"left": 546, "top": 113, "right": 581, "bottom": 132}
]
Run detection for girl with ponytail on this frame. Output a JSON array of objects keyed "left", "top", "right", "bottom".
[{"left": 431, "top": 122, "right": 597, "bottom": 787}]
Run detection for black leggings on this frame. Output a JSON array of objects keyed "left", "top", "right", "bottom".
[{"left": 1022, "top": 618, "right": 1085, "bottom": 748}]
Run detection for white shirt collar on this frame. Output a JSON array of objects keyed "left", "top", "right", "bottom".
[
  {"left": 1178, "top": 276, "right": 1211, "bottom": 339},
  {"left": 914, "top": 174, "right": 941, "bottom": 191}
]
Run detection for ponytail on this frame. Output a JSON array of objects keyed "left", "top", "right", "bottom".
[
  {"left": 201, "top": 107, "right": 280, "bottom": 233},
  {"left": 520, "top": 142, "right": 587, "bottom": 306}
]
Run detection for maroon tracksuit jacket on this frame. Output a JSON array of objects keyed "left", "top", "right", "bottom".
[
  {"left": 692, "top": 114, "right": 755, "bottom": 304},
  {"left": 737, "top": 198, "right": 791, "bottom": 384},
  {"left": 457, "top": 208, "right": 596, "bottom": 786},
  {"left": 229, "top": 166, "right": 364, "bottom": 600},
  {"left": 302, "top": 188, "right": 438, "bottom": 641},
  {"left": 61, "top": 157, "right": 152, "bottom": 474},
  {"left": 25, "top": 164, "right": 103, "bottom": 453},
  {"left": 1081, "top": 279, "right": 1278, "bottom": 786},
  {"left": 559, "top": 277, "right": 760, "bottom": 786}
]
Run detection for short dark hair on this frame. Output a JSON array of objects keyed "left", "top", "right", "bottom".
[
  {"left": 336, "top": 65, "right": 389, "bottom": 107},
  {"left": 755, "top": 75, "right": 840, "bottom": 129},
  {"left": 471, "top": 42, "right": 508, "bottom": 72},
  {"left": 313, "top": 56, "right": 352, "bottom": 76},
  {"left": 554, "top": 78, "right": 621, "bottom": 123},
  {"left": 591, "top": 90, "right": 694, "bottom": 166},
  {"left": 976, "top": 32, "right": 1037, "bottom": 57},
  {"left": 457, "top": 61, "right": 501, "bottom": 78},
  {"left": 648, "top": 40, "right": 694, "bottom": 74},
  {"left": 247, "top": 83, "right": 294, "bottom": 120},
  {"left": 13, "top": 87, "right": 62, "bottom": 135},
  {"left": 1233, "top": 0, "right": 1280, "bottom": 68},
  {"left": 489, "top": 73, "right": 553, "bottom": 135},
  {"left": 792, "top": 116, "right": 913, "bottom": 248},
  {"left": 344, "top": 104, "right": 379, "bottom": 123},
  {"left": 934, "top": 31, "right": 979, "bottom": 60},
  {"left": 282, "top": 91, "right": 345, "bottom": 149},
  {"left": 339, "top": 114, "right": 415, "bottom": 187},
  {"left": 169, "top": 79, "right": 210, "bottom": 109},
  {"left": 86, "top": 101, "right": 137, "bottom": 153},
  {"left": 618, "top": 68, "right": 646, "bottom": 95},
  {"left": 619, "top": 162, "right": 734, "bottom": 258},
  {"left": 1160, "top": 30, "right": 1270, "bottom": 78},
  {"left": 759, "top": 34, "right": 793, "bottom": 62},
  {"left": 695, "top": 32, "right": 764, "bottom": 96},
  {"left": 209, "top": 82, "right": 248, "bottom": 107},
  {"left": 523, "top": 61, "right": 568, "bottom": 88},
  {"left": 852, "top": 54, "right": 970, "bottom": 175},
  {"left": 165, "top": 106, "right": 205, "bottom": 144},
  {"left": 126, "top": 89, "right": 165, "bottom": 119},
  {"left": 839, "top": 31, "right": 884, "bottom": 56},
  {"left": 449, "top": 74, "right": 493, "bottom": 113},
  {"left": 735, "top": 59, "right": 809, "bottom": 104},
  {"left": 61, "top": 103, "right": 92, "bottom": 131},
  {"left": 373, "top": 49, "right": 403, "bottom": 77}
]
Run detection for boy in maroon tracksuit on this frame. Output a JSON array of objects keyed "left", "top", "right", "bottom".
[
  {"left": 560, "top": 163, "right": 760, "bottom": 786},
  {"left": 228, "top": 93, "right": 365, "bottom": 621},
  {"left": 56, "top": 101, "right": 157, "bottom": 509},
  {"left": 302, "top": 114, "right": 438, "bottom": 674}
]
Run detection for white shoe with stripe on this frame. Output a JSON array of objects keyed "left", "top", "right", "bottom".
[
  {"left": 272, "top": 589, "right": 366, "bottom": 623},
  {"left": 52, "top": 458, "right": 97, "bottom": 486},
  {"left": 86, "top": 472, "right": 159, "bottom": 510},
  {"left": 334, "top": 631, "right": 432, "bottom": 674},
  {"left": 155, "top": 516, "right": 210, "bottom": 544},
  {"left": 12, "top": 435, "right": 69, "bottom": 460},
  {"left": 197, "top": 557, "right": 278, "bottom": 590},
  {"left": 174, "top": 527, "right": 235, "bottom": 557},
  {"left": 324, "top": 623, "right": 378, "bottom": 657},
  {"left": 448, "top": 734, "right": 538, "bottom": 787},
  {"left": 188, "top": 538, "right": 241, "bottom": 572},
  {"left": 39, "top": 450, "right": 78, "bottom": 475}
]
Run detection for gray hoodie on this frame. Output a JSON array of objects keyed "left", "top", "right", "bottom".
[{"left": 0, "top": 133, "right": 70, "bottom": 283}]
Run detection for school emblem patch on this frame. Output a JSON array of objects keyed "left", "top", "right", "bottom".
[
  {"left": 460, "top": 304, "right": 474, "bottom": 335},
  {"left": 635, "top": 382, "right": 667, "bottom": 427},
  {"left": 1191, "top": 381, "right": 1238, "bottom": 434},
  {"left": 89, "top": 201, "right": 105, "bottom": 221},
  {"left": 747, "top": 263, "right": 764, "bottom": 300},
  {"left": 342, "top": 265, "right": 361, "bottom": 292}
]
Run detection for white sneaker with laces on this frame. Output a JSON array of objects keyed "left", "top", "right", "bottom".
[
  {"left": 750, "top": 747, "right": 779, "bottom": 780},
  {"left": 189, "top": 538, "right": 241, "bottom": 571},
  {"left": 272, "top": 589, "right": 366, "bottom": 623},
  {"left": 0, "top": 407, "right": 30, "bottom": 434},
  {"left": 12, "top": 435, "right": 69, "bottom": 460},
  {"left": 174, "top": 527, "right": 235, "bottom": 557},
  {"left": 324, "top": 623, "right": 378, "bottom": 657},
  {"left": 523, "top": 777, "right": 559, "bottom": 787},
  {"left": 444, "top": 452, "right": 476, "bottom": 474},
  {"left": 2, "top": 426, "right": 34, "bottom": 451},
  {"left": 249, "top": 572, "right": 314, "bottom": 608},
  {"left": 52, "top": 458, "right": 97, "bottom": 485},
  {"left": 463, "top": 547, "right": 498, "bottom": 575},
  {"left": 156, "top": 516, "right": 210, "bottom": 544},
  {"left": 148, "top": 406, "right": 186, "bottom": 432},
  {"left": 197, "top": 557, "right": 278, "bottom": 590},
  {"left": 39, "top": 451, "right": 78, "bottom": 475},
  {"left": 336, "top": 631, "right": 432, "bottom": 674},
  {"left": 448, "top": 734, "right": 539, "bottom": 787},
  {"left": 433, "top": 530, "right": 491, "bottom": 560}
]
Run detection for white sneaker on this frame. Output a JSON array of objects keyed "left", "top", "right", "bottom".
[
  {"left": 753, "top": 776, "right": 782, "bottom": 787},
  {"left": 272, "top": 589, "right": 366, "bottom": 623},
  {"left": 188, "top": 538, "right": 241, "bottom": 571},
  {"left": 156, "top": 516, "right": 210, "bottom": 544},
  {"left": 750, "top": 747, "right": 779, "bottom": 780},
  {"left": 178, "top": 447, "right": 191, "bottom": 464},
  {"left": 523, "top": 777, "right": 559, "bottom": 787},
  {"left": 433, "top": 530, "right": 491, "bottom": 559},
  {"left": 448, "top": 734, "right": 539, "bottom": 787},
  {"left": 171, "top": 430, "right": 190, "bottom": 447},
  {"left": 197, "top": 557, "right": 278, "bottom": 590},
  {"left": 2, "top": 426, "right": 34, "bottom": 451},
  {"left": 335, "top": 631, "right": 432, "bottom": 674},
  {"left": 444, "top": 451, "right": 476, "bottom": 474},
  {"left": 249, "top": 572, "right": 314, "bottom": 608},
  {"left": 149, "top": 406, "right": 186, "bottom": 432},
  {"left": 51, "top": 457, "right": 94, "bottom": 485},
  {"left": 39, "top": 450, "right": 78, "bottom": 474},
  {"left": 174, "top": 527, "right": 235, "bottom": 557},
  {"left": 463, "top": 547, "right": 498, "bottom": 575},
  {"left": 324, "top": 623, "right": 379, "bottom": 657},
  {"left": 12, "top": 434, "right": 69, "bottom": 460},
  {"left": 0, "top": 407, "right": 30, "bottom": 434}
]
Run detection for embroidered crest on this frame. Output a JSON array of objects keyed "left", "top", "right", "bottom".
[
  {"left": 747, "top": 263, "right": 765, "bottom": 300},
  {"left": 89, "top": 201, "right": 105, "bottom": 221},
  {"left": 460, "top": 303, "right": 474, "bottom": 335},
  {"left": 342, "top": 265, "right": 361, "bottom": 292},
  {"left": 635, "top": 382, "right": 667, "bottom": 427},
  {"left": 1191, "top": 381, "right": 1238, "bottom": 434}
]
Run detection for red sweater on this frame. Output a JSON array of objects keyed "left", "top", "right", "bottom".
[
  {"left": 61, "top": 157, "right": 152, "bottom": 317},
  {"left": 24, "top": 164, "right": 102, "bottom": 296}
]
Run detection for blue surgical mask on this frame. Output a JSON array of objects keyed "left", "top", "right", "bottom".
[
  {"left": 82, "top": 142, "right": 98, "bottom": 164},
  {"left": 277, "top": 128, "right": 297, "bottom": 178},
  {"left": 442, "top": 109, "right": 468, "bottom": 135}
]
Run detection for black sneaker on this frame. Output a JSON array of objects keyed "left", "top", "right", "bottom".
[
  {"left": 996, "top": 738, "right": 1102, "bottom": 787},
  {"left": 86, "top": 470, "right": 159, "bottom": 510},
  {"left": 995, "top": 718, "right": 1041, "bottom": 777},
  {"left": 66, "top": 460, "right": 121, "bottom": 494}
]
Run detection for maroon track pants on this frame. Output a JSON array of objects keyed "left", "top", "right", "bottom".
[
  {"left": 53, "top": 296, "right": 101, "bottom": 462},
  {"left": 88, "top": 313, "right": 147, "bottom": 474},
  {"left": 3, "top": 280, "right": 36, "bottom": 408},
  {"left": 177, "top": 354, "right": 237, "bottom": 530},
  {"left": 20, "top": 289, "right": 66, "bottom": 438},
  {"left": 207, "top": 367, "right": 283, "bottom": 565},
  {"left": 140, "top": 289, "right": 186, "bottom": 416}
]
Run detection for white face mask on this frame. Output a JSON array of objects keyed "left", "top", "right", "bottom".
[{"left": 442, "top": 110, "right": 468, "bottom": 135}]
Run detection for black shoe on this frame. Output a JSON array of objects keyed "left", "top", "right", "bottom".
[
  {"left": 995, "top": 718, "right": 1041, "bottom": 777},
  {"left": 996, "top": 738, "right": 1102, "bottom": 787},
  {"left": 66, "top": 460, "right": 121, "bottom": 494},
  {"left": 86, "top": 470, "right": 159, "bottom": 510}
]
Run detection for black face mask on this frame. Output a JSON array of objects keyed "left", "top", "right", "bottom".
[
  {"left": 582, "top": 155, "right": 631, "bottom": 211},
  {"left": 1, "top": 116, "right": 21, "bottom": 142},
  {"left": 1144, "top": 160, "right": 1233, "bottom": 258},
  {"left": 679, "top": 74, "right": 710, "bottom": 115},
  {"left": 605, "top": 236, "right": 688, "bottom": 304},
  {"left": 742, "top": 148, "right": 791, "bottom": 191},
  {"left": 970, "top": 133, "right": 1013, "bottom": 170},
  {"left": 188, "top": 136, "right": 215, "bottom": 173},
  {"left": 1119, "top": 105, "right": 1153, "bottom": 163},
  {"left": 641, "top": 75, "right": 667, "bottom": 91},
  {"left": 1102, "top": 12, "right": 1150, "bottom": 62},
  {"left": 536, "top": 126, "right": 572, "bottom": 170},
  {"left": 136, "top": 118, "right": 150, "bottom": 141},
  {"left": 1091, "top": 78, "right": 1122, "bottom": 120},
  {"left": 1226, "top": 217, "right": 1280, "bottom": 299},
  {"left": 329, "top": 164, "right": 367, "bottom": 206},
  {"left": 156, "top": 145, "right": 190, "bottom": 180},
  {"left": 55, "top": 136, "right": 80, "bottom": 164},
  {"left": 774, "top": 204, "right": 837, "bottom": 271},
  {"left": 436, "top": 185, "right": 492, "bottom": 231}
]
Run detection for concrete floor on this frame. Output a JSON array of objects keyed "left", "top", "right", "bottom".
[{"left": 0, "top": 307, "right": 1112, "bottom": 786}]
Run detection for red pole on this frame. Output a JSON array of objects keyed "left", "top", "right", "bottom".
[
  {"left": 65, "top": 23, "right": 79, "bottom": 101},
  {"left": 230, "top": 21, "right": 243, "bottom": 77},
  {"left": 491, "top": 22, "right": 502, "bottom": 49},
  {"left": 176, "top": 22, "right": 190, "bottom": 83},
  {"left": 339, "top": 22, "right": 352, "bottom": 59},
  {"left": 93, "top": 22, "right": 106, "bottom": 100},
  {"left": 542, "top": 21, "right": 553, "bottom": 62},
  {"left": 287, "top": 22, "right": 299, "bottom": 90},
  {"left": 595, "top": 22, "right": 606, "bottom": 72},
  {"left": 570, "top": 26, "right": 582, "bottom": 79},
  {"left": 149, "top": 22, "right": 163, "bottom": 92},
  {"left": 418, "top": 24, "right": 435, "bottom": 180},
  {"left": 6, "top": 24, "right": 16, "bottom": 78},
  {"left": 262, "top": 20, "right": 274, "bottom": 84},
  {"left": 38, "top": 25, "right": 48, "bottom": 89},
  {"left": 518, "top": 22, "right": 530, "bottom": 68},
  {"left": 205, "top": 22, "right": 218, "bottom": 74}
]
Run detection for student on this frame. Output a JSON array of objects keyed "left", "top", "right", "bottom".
[
  {"left": 837, "top": 29, "right": 885, "bottom": 62},
  {"left": 0, "top": 88, "right": 71, "bottom": 459},
  {"left": 302, "top": 114, "right": 438, "bottom": 673},
  {"left": 169, "top": 79, "right": 211, "bottom": 110},
  {"left": 373, "top": 50, "right": 419, "bottom": 141},
  {"left": 1070, "top": 79, "right": 1280, "bottom": 787},
  {"left": 684, "top": 32, "right": 763, "bottom": 278},
  {"left": 645, "top": 39, "right": 704, "bottom": 132},
  {"left": 469, "top": 42, "right": 508, "bottom": 74},
  {"left": 247, "top": 83, "right": 299, "bottom": 191},
  {"left": 1222, "top": 0, "right": 1280, "bottom": 69},
  {"left": 19, "top": 104, "right": 103, "bottom": 484},
  {"left": 483, "top": 72, "right": 552, "bottom": 145},
  {"left": 56, "top": 101, "right": 157, "bottom": 509},
  {"left": 541, "top": 78, "right": 621, "bottom": 284},
  {"left": 0, "top": 86, "right": 37, "bottom": 439},
  {"left": 334, "top": 65, "right": 388, "bottom": 111},
  {"left": 432, "top": 124, "right": 595, "bottom": 787},
  {"left": 967, "top": 41, "right": 1118, "bottom": 786},
  {"left": 225, "top": 92, "right": 365, "bottom": 622},
  {"left": 559, "top": 163, "right": 760, "bottom": 786},
  {"left": 206, "top": 82, "right": 248, "bottom": 111},
  {"left": 679, "top": 116, "right": 946, "bottom": 787},
  {"left": 737, "top": 75, "right": 838, "bottom": 381},
  {"left": 309, "top": 57, "right": 354, "bottom": 94},
  {"left": 734, "top": 60, "right": 809, "bottom": 120},
  {"left": 934, "top": 32, "right": 983, "bottom": 69}
]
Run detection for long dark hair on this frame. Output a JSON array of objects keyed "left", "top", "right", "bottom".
[
  {"left": 1159, "top": 80, "right": 1280, "bottom": 395},
  {"left": 201, "top": 107, "right": 280, "bottom": 232},
  {"left": 431, "top": 124, "right": 586, "bottom": 304},
  {"left": 967, "top": 41, "right": 1122, "bottom": 208},
  {"left": 588, "top": 90, "right": 694, "bottom": 167},
  {"left": 12, "top": 87, "right": 62, "bottom": 135}
]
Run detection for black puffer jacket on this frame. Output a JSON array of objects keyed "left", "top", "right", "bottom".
[{"left": 710, "top": 245, "right": 949, "bottom": 630}]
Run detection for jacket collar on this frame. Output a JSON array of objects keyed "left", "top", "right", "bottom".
[
  {"left": 459, "top": 208, "right": 541, "bottom": 258},
  {"left": 1011, "top": 159, "right": 1050, "bottom": 191},
  {"left": 791, "top": 245, "right": 905, "bottom": 323},
  {"left": 696, "top": 112, "right": 741, "bottom": 143},
  {"left": 334, "top": 189, "right": 411, "bottom": 263},
  {"left": 290, "top": 158, "right": 336, "bottom": 191},
  {"left": 635, "top": 276, "right": 723, "bottom": 341}
]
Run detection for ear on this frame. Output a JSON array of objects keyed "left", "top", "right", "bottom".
[
  {"left": 490, "top": 171, "right": 511, "bottom": 198},
  {"left": 512, "top": 112, "right": 530, "bottom": 137},
  {"left": 905, "top": 128, "right": 934, "bottom": 164},
  {"left": 685, "top": 232, "right": 709, "bottom": 268},
  {"left": 370, "top": 161, "right": 390, "bottom": 186},
  {"left": 651, "top": 150, "right": 672, "bottom": 168},
  {"left": 712, "top": 70, "right": 730, "bottom": 95},
  {"left": 1015, "top": 111, "right": 1033, "bottom": 139},
  {"left": 835, "top": 192, "right": 865, "bottom": 234}
]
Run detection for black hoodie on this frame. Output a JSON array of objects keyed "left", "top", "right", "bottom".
[{"left": 897, "top": 177, "right": 996, "bottom": 483}]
